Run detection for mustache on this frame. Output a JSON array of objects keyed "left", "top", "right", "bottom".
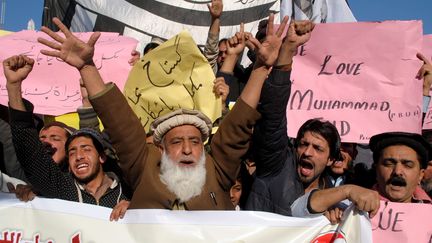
[{"left": 387, "top": 176, "right": 407, "bottom": 187}]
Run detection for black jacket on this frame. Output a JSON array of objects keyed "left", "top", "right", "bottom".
[{"left": 245, "top": 69, "right": 304, "bottom": 216}]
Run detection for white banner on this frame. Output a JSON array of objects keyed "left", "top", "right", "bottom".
[
  {"left": 280, "top": 0, "right": 356, "bottom": 23},
  {"left": 0, "top": 192, "right": 372, "bottom": 243}
]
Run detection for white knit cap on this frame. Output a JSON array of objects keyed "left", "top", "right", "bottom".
[{"left": 151, "top": 108, "right": 212, "bottom": 145}]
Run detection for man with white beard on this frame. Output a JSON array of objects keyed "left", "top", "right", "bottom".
[
  {"left": 159, "top": 149, "right": 206, "bottom": 203},
  {"left": 37, "top": 14, "right": 289, "bottom": 210}
]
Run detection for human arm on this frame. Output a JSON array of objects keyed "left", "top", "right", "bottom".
[
  {"left": 210, "top": 14, "right": 288, "bottom": 188},
  {"left": 4, "top": 55, "right": 34, "bottom": 111},
  {"left": 77, "top": 79, "right": 101, "bottom": 131},
  {"left": 252, "top": 19, "right": 314, "bottom": 177},
  {"left": 417, "top": 53, "right": 432, "bottom": 123},
  {"left": 38, "top": 18, "right": 148, "bottom": 189},
  {"left": 307, "top": 185, "right": 380, "bottom": 218},
  {"left": 204, "top": 0, "right": 223, "bottom": 73},
  {"left": 4, "top": 55, "right": 76, "bottom": 199}
]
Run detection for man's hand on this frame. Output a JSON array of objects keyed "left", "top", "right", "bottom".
[
  {"left": 248, "top": 14, "right": 289, "bottom": 67},
  {"left": 128, "top": 50, "right": 141, "bottom": 66},
  {"left": 7, "top": 183, "right": 36, "bottom": 202},
  {"left": 416, "top": 52, "right": 432, "bottom": 96},
  {"left": 3, "top": 55, "right": 34, "bottom": 88},
  {"left": 324, "top": 207, "right": 344, "bottom": 225},
  {"left": 208, "top": 0, "right": 223, "bottom": 19},
  {"left": 38, "top": 17, "right": 101, "bottom": 70},
  {"left": 213, "top": 77, "right": 229, "bottom": 106},
  {"left": 276, "top": 19, "right": 314, "bottom": 69},
  {"left": 344, "top": 185, "right": 380, "bottom": 218},
  {"left": 226, "top": 24, "right": 247, "bottom": 57},
  {"left": 110, "top": 200, "right": 130, "bottom": 221},
  {"left": 285, "top": 20, "right": 315, "bottom": 50}
]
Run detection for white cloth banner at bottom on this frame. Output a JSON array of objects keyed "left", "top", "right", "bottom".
[{"left": 0, "top": 193, "right": 372, "bottom": 243}]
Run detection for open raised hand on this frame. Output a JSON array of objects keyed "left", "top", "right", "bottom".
[{"left": 38, "top": 17, "right": 101, "bottom": 70}]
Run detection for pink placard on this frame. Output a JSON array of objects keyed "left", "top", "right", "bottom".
[
  {"left": 0, "top": 30, "right": 138, "bottom": 116},
  {"left": 287, "top": 21, "right": 424, "bottom": 143},
  {"left": 371, "top": 200, "right": 432, "bottom": 243},
  {"left": 421, "top": 35, "right": 432, "bottom": 129}
]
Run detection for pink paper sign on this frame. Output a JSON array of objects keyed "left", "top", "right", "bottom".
[
  {"left": 0, "top": 30, "right": 137, "bottom": 116},
  {"left": 371, "top": 200, "right": 432, "bottom": 243},
  {"left": 421, "top": 35, "right": 432, "bottom": 129},
  {"left": 287, "top": 21, "right": 424, "bottom": 143}
]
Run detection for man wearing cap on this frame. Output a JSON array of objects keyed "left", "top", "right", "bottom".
[
  {"left": 4, "top": 54, "right": 76, "bottom": 180},
  {"left": 369, "top": 132, "right": 432, "bottom": 203},
  {"left": 4, "top": 56, "right": 129, "bottom": 220},
  {"left": 36, "top": 14, "right": 289, "bottom": 210}
]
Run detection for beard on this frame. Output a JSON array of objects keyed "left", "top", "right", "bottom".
[
  {"left": 72, "top": 163, "right": 101, "bottom": 185},
  {"left": 159, "top": 150, "right": 206, "bottom": 203}
]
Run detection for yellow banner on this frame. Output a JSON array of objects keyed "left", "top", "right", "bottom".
[{"left": 123, "top": 30, "right": 221, "bottom": 132}]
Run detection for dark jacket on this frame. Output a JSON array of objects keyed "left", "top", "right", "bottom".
[
  {"left": 245, "top": 69, "right": 304, "bottom": 216},
  {"left": 9, "top": 100, "right": 127, "bottom": 208}
]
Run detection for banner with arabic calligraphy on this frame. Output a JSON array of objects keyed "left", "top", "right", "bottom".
[
  {"left": 42, "top": 0, "right": 280, "bottom": 59},
  {"left": 0, "top": 193, "right": 373, "bottom": 243},
  {"left": 123, "top": 30, "right": 221, "bottom": 131},
  {"left": 0, "top": 30, "right": 138, "bottom": 116}
]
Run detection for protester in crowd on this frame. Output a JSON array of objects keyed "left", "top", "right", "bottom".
[
  {"left": 421, "top": 159, "right": 432, "bottom": 197},
  {"left": 417, "top": 52, "right": 432, "bottom": 197},
  {"left": 36, "top": 14, "right": 288, "bottom": 210},
  {"left": 245, "top": 19, "right": 323, "bottom": 216},
  {"left": 325, "top": 142, "right": 358, "bottom": 187},
  {"left": 128, "top": 37, "right": 164, "bottom": 66},
  {"left": 229, "top": 160, "right": 254, "bottom": 210},
  {"left": 369, "top": 132, "right": 431, "bottom": 203},
  {"left": 4, "top": 55, "right": 130, "bottom": 220},
  {"left": 77, "top": 78, "right": 133, "bottom": 198}
]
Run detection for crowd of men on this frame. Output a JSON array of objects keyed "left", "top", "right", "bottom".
[{"left": 0, "top": 0, "right": 430, "bottom": 230}]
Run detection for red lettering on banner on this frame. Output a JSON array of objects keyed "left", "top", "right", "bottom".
[{"left": 0, "top": 230, "right": 81, "bottom": 243}]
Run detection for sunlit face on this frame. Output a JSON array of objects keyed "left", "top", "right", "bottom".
[
  {"left": 230, "top": 180, "right": 242, "bottom": 207},
  {"left": 160, "top": 125, "right": 204, "bottom": 167},
  {"left": 376, "top": 145, "right": 424, "bottom": 203},
  {"left": 67, "top": 136, "right": 105, "bottom": 184},
  {"left": 217, "top": 40, "right": 227, "bottom": 66},
  {"left": 39, "top": 126, "right": 68, "bottom": 164},
  {"left": 296, "top": 131, "right": 333, "bottom": 186}
]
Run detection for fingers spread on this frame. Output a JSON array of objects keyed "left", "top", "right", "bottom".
[
  {"left": 88, "top": 32, "right": 101, "bottom": 47},
  {"left": 53, "top": 17, "right": 73, "bottom": 38},
  {"left": 40, "top": 26, "right": 65, "bottom": 44},
  {"left": 37, "top": 37, "right": 62, "bottom": 51}
]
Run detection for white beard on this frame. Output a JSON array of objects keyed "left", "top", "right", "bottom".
[{"left": 159, "top": 150, "right": 206, "bottom": 203}]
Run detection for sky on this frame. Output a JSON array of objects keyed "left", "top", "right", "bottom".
[{"left": 2, "top": 0, "right": 432, "bottom": 35}]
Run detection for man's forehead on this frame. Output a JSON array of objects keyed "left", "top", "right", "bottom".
[
  {"left": 300, "top": 131, "right": 329, "bottom": 146},
  {"left": 40, "top": 126, "right": 67, "bottom": 136},
  {"left": 380, "top": 145, "right": 419, "bottom": 161},
  {"left": 164, "top": 125, "right": 202, "bottom": 138}
]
